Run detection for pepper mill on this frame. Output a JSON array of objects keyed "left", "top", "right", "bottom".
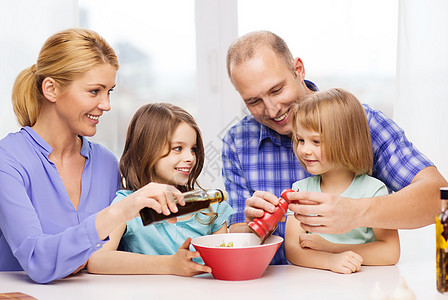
[{"left": 249, "top": 189, "right": 295, "bottom": 243}]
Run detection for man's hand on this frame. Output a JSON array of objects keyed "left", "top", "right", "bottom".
[
  {"left": 288, "top": 191, "right": 360, "bottom": 234},
  {"left": 244, "top": 190, "right": 281, "bottom": 223}
]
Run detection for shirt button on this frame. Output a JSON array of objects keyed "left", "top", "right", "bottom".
[{"left": 96, "top": 243, "right": 101, "bottom": 248}]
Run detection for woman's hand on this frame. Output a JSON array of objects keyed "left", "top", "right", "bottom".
[
  {"left": 71, "top": 261, "right": 87, "bottom": 275},
  {"left": 96, "top": 182, "right": 184, "bottom": 240},
  {"left": 169, "top": 238, "right": 212, "bottom": 277},
  {"left": 119, "top": 182, "right": 184, "bottom": 222}
]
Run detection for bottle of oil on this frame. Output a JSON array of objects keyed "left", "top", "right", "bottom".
[
  {"left": 436, "top": 187, "right": 448, "bottom": 293},
  {"left": 139, "top": 188, "right": 227, "bottom": 226}
]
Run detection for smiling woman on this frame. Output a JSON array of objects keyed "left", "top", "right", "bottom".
[{"left": 0, "top": 28, "right": 185, "bottom": 283}]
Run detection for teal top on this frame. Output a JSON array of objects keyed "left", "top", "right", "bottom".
[
  {"left": 291, "top": 174, "right": 388, "bottom": 244},
  {"left": 112, "top": 189, "right": 233, "bottom": 262}
]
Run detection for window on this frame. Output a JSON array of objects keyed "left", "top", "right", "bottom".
[
  {"left": 79, "top": 0, "right": 197, "bottom": 155},
  {"left": 238, "top": 0, "right": 398, "bottom": 117}
]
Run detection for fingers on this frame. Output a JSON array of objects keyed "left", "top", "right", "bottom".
[
  {"left": 286, "top": 191, "right": 322, "bottom": 205},
  {"left": 337, "top": 252, "right": 363, "bottom": 274},
  {"left": 244, "top": 191, "right": 280, "bottom": 222},
  {"left": 139, "top": 183, "right": 183, "bottom": 216},
  {"left": 179, "top": 237, "right": 192, "bottom": 249}
]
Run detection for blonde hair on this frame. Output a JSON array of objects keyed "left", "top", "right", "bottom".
[
  {"left": 291, "top": 88, "right": 373, "bottom": 175},
  {"left": 12, "top": 28, "right": 119, "bottom": 127},
  {"left": 226, "top": 30, "right": 295, "bottom": 80}
]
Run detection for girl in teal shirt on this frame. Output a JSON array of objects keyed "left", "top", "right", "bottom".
[
  {"left": 87, "top": 103, "right": 232, "bottom": 276},
  {"left": 285, "top": 88, "right": 400, "bottom": 274}
]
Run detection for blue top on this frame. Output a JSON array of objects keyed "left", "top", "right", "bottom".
[
  {"left": 0, "top": 127, "right": 120, "bottom": 283},
  {"left": 292, "top": 174, "right": 388, "bottom": 244},
  {"left": 113, "top": 189, "right": 233, "bottom": 263},
  {"left": 221, "top": 80, "right": 434, "bottom": 265}
]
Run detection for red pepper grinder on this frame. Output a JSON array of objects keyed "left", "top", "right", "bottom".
[{"left": 249, "top": 189, "right": 295, "bottom": 243}]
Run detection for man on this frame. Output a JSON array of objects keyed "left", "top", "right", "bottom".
[{"left": 222, "top": 30, "right": 447, "bottom": 264}]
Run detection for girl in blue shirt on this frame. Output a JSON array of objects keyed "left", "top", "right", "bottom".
[
  {"left": 87, "top": 103, "right": 233, "bottom": 276},
  {"left": 285, "top": 88, "right": 400, "bottom": 273}
]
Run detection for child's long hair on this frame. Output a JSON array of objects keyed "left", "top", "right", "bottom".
[
  {"left": 120, "top": 103, "right": 216, "bottom": 224},
  {"left": 291, "top": 88, "right": 373, "bottom": 175},
  {"left": 120, "top": 102, "right": 204, "bottom": 191}
]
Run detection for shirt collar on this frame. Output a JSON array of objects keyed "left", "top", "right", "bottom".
[
  {"left": 22, "top": 126, "right": 90, "bottom": 159},
  {"left": 259, "top": 125, "right": 292, "bottom": 148}
]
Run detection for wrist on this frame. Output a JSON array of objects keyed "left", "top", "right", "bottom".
[{"left": 355, "top": 197, "right": 372, "bottom": 228}]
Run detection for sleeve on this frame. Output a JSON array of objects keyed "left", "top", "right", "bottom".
[
  {"left": 221, "top": 130, "right": 252, "bottom": 225},
  {"left": 371, "top": 179, "right": 390, "bottom": 198},
  {"left": 0, "top": 158, "right": 108, "bottom": 283},
  {"left": 210, "top": 202, "right": 234, "bottom": 233},
  {"left": 365, "top": 105, "right": 434, "bottom": 192}
]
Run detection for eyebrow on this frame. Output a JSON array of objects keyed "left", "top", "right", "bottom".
[
  {"left": 268, "top": 80, "right": 286, "bottom": 93},
  {"left": 87, "top": 84, "right": 116, "bottom": 89}
]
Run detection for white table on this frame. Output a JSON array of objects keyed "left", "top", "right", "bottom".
[{"left": 0, "top": 260, "right": 445, "bottom": 300}]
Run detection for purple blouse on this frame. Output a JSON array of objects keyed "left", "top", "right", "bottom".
[{"left": 0, "top": 127, "right": 120, "bottom": 283}]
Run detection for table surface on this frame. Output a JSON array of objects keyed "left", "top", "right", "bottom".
[{"left": 0, "top": 260, "right": 446, "bottom": 300}]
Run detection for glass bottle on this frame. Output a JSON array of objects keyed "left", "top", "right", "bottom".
[
  {"left": 139, "top": 188, "right": 227, "bottom": 226},
  {"left": 249, "top": 189, "right": 294, "bottom": 243},
  {"left": 436, "top": 187, "right": 448, "bottom": 293}
]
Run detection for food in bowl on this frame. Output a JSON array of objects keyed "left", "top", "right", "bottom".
[
  {"left": 218, "top": 241, "right": 234, "bottom": 247},
  {"left": 191, "top": 233, "right": 283, "bottom": 281}
]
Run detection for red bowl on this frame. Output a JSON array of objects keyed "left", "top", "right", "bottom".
[{"left": 191, "top": 233, "right": 283, "bottom": 281}]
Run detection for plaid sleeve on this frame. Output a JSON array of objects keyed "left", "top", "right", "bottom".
[
  {"left": 221, "top": 129, "right": 252, "bottom": 225},
  {"left": 365, "top": 105, "right": 434, "bottom": 191}
]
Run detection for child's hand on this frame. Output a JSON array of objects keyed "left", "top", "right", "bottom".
[
  {"left": 299, "top": 233, "right": 334, "bottom": 252},
  {"left": 170, "top": 238, "right": 212, "bottom": 277},
  {"left": 328, "top": 251, "right": 362, "bottom": 274}
]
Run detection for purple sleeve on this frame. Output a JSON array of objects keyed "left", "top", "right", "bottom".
[{"left": 0, "top": 166, "right": 108, "bottom": 283}]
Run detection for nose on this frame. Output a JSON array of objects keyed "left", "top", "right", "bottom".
[
  {"left": 183, "top": 150, "right": 195, "bottom": 162},
  {"left": 264, "top": 97, "right": 281, "bottom": 118},
  {"left": 300, "top": 143, "right": 311, "bottom": 156},
  {"left": 98, "top": 95, "right": 111, "bottom": 112}
]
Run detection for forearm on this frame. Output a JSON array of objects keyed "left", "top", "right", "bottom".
[
  {"left": 323, "top": 240, "right": 400, "bottom": 265},
  {"left": 359, "top": 166, "right": 446, "bottom": 229},
  {"left": 87, "top": 250, "right": 173, "bottom": 275},
  {"left": 95, "top": 203, "right": 127, "bottom": 240},
  {"left": 285, "top": 242, "right": 335, "bottom": 271}
]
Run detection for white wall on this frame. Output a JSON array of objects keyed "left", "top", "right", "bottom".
[{"left": 394, "top": 0, "right": 448, "bottom": 262}]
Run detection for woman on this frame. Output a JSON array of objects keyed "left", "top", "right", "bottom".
[{"left": 0, "top": 28, "right": 182, "bottom": 283}]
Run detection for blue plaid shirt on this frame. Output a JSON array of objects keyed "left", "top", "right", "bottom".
[{"left": 222, "top": 90, "right": 433, "bottom": 265}]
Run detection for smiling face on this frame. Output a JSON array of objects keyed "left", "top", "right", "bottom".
[
  {"left": 295, "top": 123, "right": 335, "bottom": 176},
  {"left": 154, "top": 122, "right": 198, "bottom": 187},
  {"left": 52, "top": 63, "right": 117, "bottom": 137},
  {"left": 230, "top": 47, "right": 310, "bottom": 137}
]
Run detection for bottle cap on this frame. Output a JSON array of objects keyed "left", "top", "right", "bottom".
[
  {"left": 221, "top": 190, "right": 228, "bottom": 201},
  {"left": 441, "top": 187, "right": 448, "bottom": 200}
]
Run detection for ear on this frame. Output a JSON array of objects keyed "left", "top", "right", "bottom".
[
  {"left": 293, "top": 57, "right": 306, "bottom": 81},
  {"left": 41, "top": 77, "right": 58, "bottom": 103}
]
